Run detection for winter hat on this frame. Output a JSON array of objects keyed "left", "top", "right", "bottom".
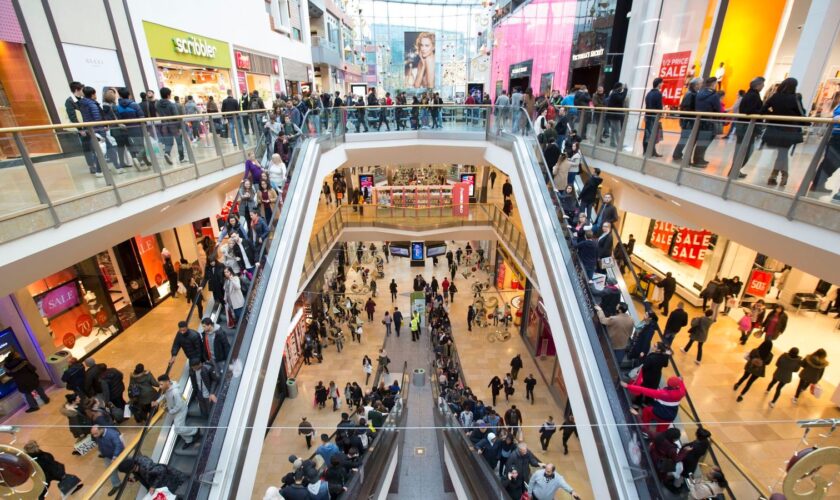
[{"left": 487, "top": 432, "right": 496, "bottom": 441}]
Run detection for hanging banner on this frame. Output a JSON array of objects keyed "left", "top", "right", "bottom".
[
  {"left": 650, "top": 220, "right": 676, "bottom": 253},
  {"left": 745, "top": 269, "right": 773, "bottom": 297},
  {"left": 451, "top": 181, "right": 470, "bottom": 217},
  {"left": 659, "top": 51, "right": 691, "bottom": 107}
]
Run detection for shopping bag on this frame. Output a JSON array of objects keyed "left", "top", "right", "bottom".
[
  {"left": 738, "top": 314, "right": 752, "bottom": 332},
  {"left": 810, "top": 384, "right": 824, "bottom": 398},
  {"left": 142, "top": 487, "right": 177, "bottom": 500},
  {"left": 73, "top": 435, "right": 97, "bottom": 456},
  {"left": 58, "top": 474, "right": 82, "bottom": 496},
  {"left": 123, "top": 404, "right": 133, "bottom": 420}
]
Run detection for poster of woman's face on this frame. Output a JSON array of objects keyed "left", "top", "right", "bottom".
[{"left": 404, "top": 31, "right": 436, "bottom": 89}]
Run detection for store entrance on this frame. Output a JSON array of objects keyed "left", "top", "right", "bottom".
[
  {"left": 113, "top": 240, "right": 154, "bottom": 319},
  {"left": 571, "top": 65, "right": 601, "bottom": 92},
  {"left": 509, "top": 76, "right": 531, "bottom": 94}
]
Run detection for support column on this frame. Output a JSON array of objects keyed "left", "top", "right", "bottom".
[
  {"left": 789, "top": 0, "right": 840, "bottom": 107},
  {"left": 618, "top": 0, "right": 663, "bottom": 152}
]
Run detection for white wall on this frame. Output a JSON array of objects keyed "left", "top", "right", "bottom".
[{"left": 126, "top": 0, "right": 312, "bottom": 96}]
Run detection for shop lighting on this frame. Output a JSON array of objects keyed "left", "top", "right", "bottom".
[{"left": 670, "top": 200, "right": 681, "bottom": 207}]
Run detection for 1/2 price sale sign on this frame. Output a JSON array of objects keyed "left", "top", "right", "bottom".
[{"left": 659, "top": 51, "right": 691, "bottom": 107}]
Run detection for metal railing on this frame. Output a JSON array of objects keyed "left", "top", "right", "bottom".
[
  {"left": 564, "top": 103, "right": 840, "bottom": 232},
  {"left": 0, "top": 108, "right": 281, "bottom": 243}
]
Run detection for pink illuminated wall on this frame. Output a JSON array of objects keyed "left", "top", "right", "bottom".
[{"left": 490, "top": 0, "right": 576, "bottom": 100}]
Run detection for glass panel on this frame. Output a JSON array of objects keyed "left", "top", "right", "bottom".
[
  {"left": 735, "top": 119, "right": 819, "bottom": 195},
  {"left": 0, "top": 132, "right": 42, "bottom": 216}
]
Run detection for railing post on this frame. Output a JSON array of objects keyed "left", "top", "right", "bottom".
[
  {"left": 613, "top": 111, "right": 629, "bottom": 164},
  {"left": 207, "top": 115, "right": 224, "bottom": 158},
  {"left": 787, "top": 124, "right": 832, "bottom": 220},
  {"left": 640, "top": 114, "right": 661, "bottom": 174},
  {"left": 89, "top": 126, "right": 122, "bottom": 204},
  {"left": 722, "top": 119, "right": 756, "bottom": 199},
  {"left": 12, "top": 132, "right": 60, "bottom": 226},
  {"left": 179, "top": 119, "right": 200, "bottom": 177},
  {"left": 141, "top": 125, "right": 166, "bottom": 190},
  {"left": 675, "top": 116, "right": 702, "bottom": 185}
]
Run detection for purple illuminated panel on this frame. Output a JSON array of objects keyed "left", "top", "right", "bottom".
[{"left": 490, "top": 0, "right": 576, "bottom": 100}]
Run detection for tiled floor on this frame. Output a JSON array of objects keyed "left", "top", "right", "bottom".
[{"left": 0, "top": 296, "right": 194, "bottom": 498}]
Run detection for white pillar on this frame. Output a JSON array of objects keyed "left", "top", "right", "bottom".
[
  {"left": 619, "top": 0, "right": 664, "bottom": 151},
  {"left": 789, "top": 0, "right": 840, "bottom": 107}
]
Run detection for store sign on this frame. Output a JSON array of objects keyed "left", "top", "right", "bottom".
[
  {"left": 659, "top": 51, "right": 691, "bottom": 106},
  {"left": 272, "top": 60, "right": 280, "bottom": 74},
  {"left": 237, "top": 70, "right": 248, "bottom": 94},
  {"left": 143, "top": 21, "right": 231, "bottom": 67},
  {"left": 509, "top": 59, "right": 533, "bottom": 78},
  {"left": 62, "top": 43, "right": 125, "bottom": 95},
  {"left": 235, "top": 51, "right": 251, "bottom": 70},
  {"left": 572, "top": 48, "right": 604, "bottom": 62},
  {"left": 452, "top": 182, "right": 470, "bottom": 217},
  {"left": 40, "top": 282, "right": 79, "bottom": 318},
  {"left": 746, "top": 269, "right": 773, "bottom": 297},
  {"left": 650, "top": 220, "right": 711, "bottom": 269}
]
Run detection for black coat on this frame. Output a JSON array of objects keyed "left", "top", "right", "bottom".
[
  {"left": 739, "top": 89, "right": 763, "bottom": 115},
  {"left": 664, "top": 309, "right": 688, "bottom": 334},
  {"left": 4, "top": 356, "right": 39, "bottom": 392},
  {"left": 503, "top": 474, "right": 527, "bottom": 499},
  {"left": 205, "top": 262, "right": 226, "bottom": 302},
  {"left": 171, "top": 329, "right": 206, "bottom": 364},
  {"left": 597, "top": 233, "right": 614, "bottom": 259},
  {"left": 30, "top": 451, "right": 65, "bottom": 483},
  {"left": 761, "top": 93, "right": 804, "bottom": 148},
  {"left": 502, "top": 182, "right": 513, "bottom": 198},
  {"left": 680, "top": 439, "right": 710, "bottom": 477},
  {"left": 84, "top": 363, "right": 106, "bottom": 397},
  {"left": 578, "top": 176, "right": 602, "bottom": 204},
  {"left": 644, "top": 89, "right": 663, "bottom": 110},
  {"left": 640, "top": 352, "right": 670, "bottom": 389},
  {"left": 658, "top": 276, "right": 677, "bottom": 296},
  {"left": 61, "top": 362, "right": 86, "bottom": 393},
  {"left": 204, "top": 329, "right": 231, "bottom": 363}
]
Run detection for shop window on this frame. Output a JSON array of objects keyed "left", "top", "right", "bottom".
[{"left": 293, "top": 28, "right": 302, "bottom": 41}]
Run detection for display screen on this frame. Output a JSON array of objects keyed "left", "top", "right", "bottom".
[
  {"left": 460, "top": 173, "right": 476, "bottom": 197},
  {"left": 390, "top": 245, "right": 410, "bottom": 257},
  {"left": 411, "top": 242, "right": 425, "bottom": 260},
  {"left": 426, "top": 241, "right": 447, "bottom": 257},
  {"left": 0, "top": 328, "right": 24, "bottom": 399}
]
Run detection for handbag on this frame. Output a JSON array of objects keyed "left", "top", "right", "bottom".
[
  {"left": 738, "top": 315, "right": 752, "bottom": 332},
  {"left": 73, "top": 435, "right": 97, "bottom": 456},
  {"left": 810, "top": 384, "right": 823, "bottom": 398},
  {"left": 58, "top": 474, "right": 82, "bottom": 496},
  {"left": 142, "top": 487, "right": 177, "bottom": 500}
]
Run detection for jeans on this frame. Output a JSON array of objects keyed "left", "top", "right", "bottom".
[
  {"left": 683, "top": 339, "right": 704, "bottom": 361},
  {"left": 795, "top": 378, "right": 812, "bottom": 398},
  {"left": 227, "top": 117, "right": 246, "bottom": 146},
  {"left": 385, "top": 323, "right": 392, "bottom": 336},
  {"left": 103, "top": 457, "right": 122, "bottom": 488},
  {"left": 540, "top": 432, "right": 553, "bottom": 450},
  {"left": 613, "top": 349, "right": 626, "bottom": 365},
  {"left": 160, "top": 134, "right": 184, "bottom": 161},
  {"left": 673, "top": 126, "right": 692, "bottom": 159},
  {"left": 22, "top": 385, "right": 49, "bottom": 409},
  {"left": 733, "top": 123, "right": 758, "bottom": 171}
]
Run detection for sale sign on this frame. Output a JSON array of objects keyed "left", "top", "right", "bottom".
[
  {"left": 39, "top": 282, "right": 79, "bottom": 318},
  {"left": 659, "top": 51, "right": 691, "bottom": 107},
  {"left": 745, "top": 269, "right": 773, "bottom": 297},
  {"left": 670, "top": 228, "right": 712, "bottom": 268},
  {"left": 650, "top": 220, "right": 676, "bottom": 253}
]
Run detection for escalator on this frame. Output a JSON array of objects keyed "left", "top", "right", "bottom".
[{"left": 88, "top": 105, "right": 767, "bottom": 499}]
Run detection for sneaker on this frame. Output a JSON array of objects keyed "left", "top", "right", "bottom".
[
  {"left": 736, "top": 395, "right": 743, "bottom": 402},
  {"left": 733, "top": 384, "right": 739, "bottom": 391},
  {"left": 680, "top": 348, "right": 688, "bottom": 354},
  {"left": 694, "top": 360, "right": 701, "bottom": 365},
  {"left": 164, "top": 153, "right": 173, "bottom": 165},
  {"left": 767, "top": 178, "right": 778, "bottom": 186},
  {"left": 132, "top": 157, "right": 140, "bottom": 169},
  {"left": 769, "top": 401, "right": 776, "bottom": 408},
  {"left": 737, "top": 173, "right": 747, "bottom": 179},
  {"left": 791, "top": 397, "right": 798, "bottom": 405},
  {"left": 108, "top": 487, "right": 118, "bottom": 496},
  {"left": 94, "top": 172, "right": 104, "bottom": 178}
]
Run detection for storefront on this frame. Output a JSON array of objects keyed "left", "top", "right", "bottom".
[
  {"left": 508, "top": 60, "right": 533, "bottom": 95},
  {"left": 283, "top": 58, "right": 312, "bottom": 96},
  {"left": 235, "top": 49, "right": 281, "bottom": 103},
  {"left": 494, "top": 246, "right": 526, "bottom": 291},
  {"left": 490, "top": 0, "right": 576, "bottom": 99},
  {"left": 143, "top": 21, "right": 233, "bottom": 106},
  {"left": 519, "top": 285, "right": 568, "bottom": 409},
  {"left": 0, "top": 5, "right": 56, "bottom": 156},
  {"left": 568, "top": 0, "right": 631, "bottom": 92}
]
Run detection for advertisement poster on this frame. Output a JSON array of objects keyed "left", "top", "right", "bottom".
[
  {"left": 411, "top": 242, "right": 425, "bottom": 261},
  {"left": 659, "top": 51, "right": 691, "bottom": 107},
  {"left": 459, "top": 173, "right": 476, "bottom": 197},
  {"left": 404, "top": 31, "right": 436, "bottom": 89},
  {"left": 134, "top": 235, "right": 165, "bottom": 288},
  {"left": 649, "top": 220, "right": 676, "bottom": 253},
  {"left": 649, "top": 220, "right": 711, "bottom": 269},
  {"left": 539, "top": 73, "right": 554, "bottom": 95},
  {"left": 451, "top": 182, "right": 470, "bottom": 217},
  {"left": 36, "top": 282, "right": 80, "bottom": 319},
  {"left": 237, "top": 70, "right": 248, "bottom": 94},
  {"left": 284, "top": 312, "right": 307, "bottom": 377},
  {"left": 745, "top": 269, "right": 773, "bottom": 297}
]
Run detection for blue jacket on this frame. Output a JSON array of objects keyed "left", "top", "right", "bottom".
[
  {"left": 316, "top": 442, "right": 339, "bottom": 464},
  {"left": 115, "top": 98, "right": 144, "bottom": 119},
  {"left": 94, "top": 427, "right": 124, "bottom": 459},
  {"left": 561, "top": 95, "right": 577, "bottom": 115},
  {"left": 645, "top": 89, "right": 663, "bottom": 110},
  {"left": 832, "top": 104, "right": 840, "bottom": 135},
  {"left": 694, "top": 88, "right": 721, "bottom": 113},
  {"left": 78, "top": 97, "right": 105, "bottom": 131}
]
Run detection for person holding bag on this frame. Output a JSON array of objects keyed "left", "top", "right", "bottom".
[
  {"left": 25, "top": 441, "right": 83, "bottom": 498},
  {"left": 760, "top": 78, "right": 805, "bottom": 186},
  {"left": 793, "top": 349, "right": 828, "bottom": 404},
  {"left": 733, "top": 339, "right": 774, "bottom": 402}
]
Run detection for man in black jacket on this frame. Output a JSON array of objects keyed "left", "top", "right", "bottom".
[
  {"left": 663, "top": 302, "right": 688, "bottom": 346},
  {"left": 155, "top": 87, "right": 184, "bottom": 165},
  {"left": 604, "top": 82, "right": 627, "bottom": 147},
  {"left": 643, "top": 78, "right": 664, "bottom": 157},
  {"left": 139, "top": 90, "right": 157, "bottom": 119},
  {"left": 170, "top": 320, "right": 206, "bottom": 367},
  {"left": 222, "top": 89, "right": 244, "bottom": 146},
  {"left": 691, "top": 77, "right": 722, "bottom": 167},
  {"left": 573, "top": 87, "right": 592, "bottom": 139},
  {"left": 502, "top": 178, "right": 513, "bottom": 199},
  {"left": 578, "top": 168, "right": 602, "bottom": 219},
  {"left": 656, "top": 272, "right": 678, "bottom": 316},
  {"left": 205, "top": 258, "right": 226, "bottom": 307},
  {"left": 673, "top": 77, "right": 702, "bottom": 161},
  {"left": 730, "top": 77, "right": 765, "bottom": 177},
  {"left": 83, "top": 358, "right": 106, "bottom": 398},
  {"left": 201, "top": 318, "right": 230, "bottom": 375}
]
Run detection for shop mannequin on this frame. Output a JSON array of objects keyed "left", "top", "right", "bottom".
[{"left": 715, "top": 63, "right": 725, "bottom": 90}]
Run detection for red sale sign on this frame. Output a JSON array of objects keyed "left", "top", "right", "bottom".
[
  {"left": 659, "top": 51, "right": 691, "bottom": 107},
  {"left": 451, "top": 182, "right": 470, "bottom": 217},
  {"left": 745, "top": 269, "right": 773, "bottom": 297},
  {"left": 670, "top": 228, "right": 712, "bottom": 268},
  {"left": 650, "top": 220, "right": 676, "bottom": 253}
]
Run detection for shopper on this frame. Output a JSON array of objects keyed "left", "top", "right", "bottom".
[
  {"left": 680, "top": 428, "right": 712, "bottom": 480},
  {"left": 488, "top": 376, "right": 503, "bottom": 406},
  {"left": 793, "top": 349, "right": 829, "bottom": 404},
  {"left": 505, "top": 405, "right": 523, "bottom": 438},
  {"left": 378, "top": 349, "right": 390, "bottom": 375},
  {"left": 3, "top": 352, "right": 50, "bottom": 413},
  {"left": 622, "top": 376, "right": 687, "bottom": 434},
  {"left": 60, "top": 393, "right": 91, "bottom": 441},
  {"left": 655, "top": 272, "right": 677, "bottom": 316},
  {"left": 510, "top": 355, "right": 523, "bottom": 380},
  {"left": 61, "top": 358, "right": 86, "bottom": 396},
  {"left": 393, "top": 307, "right": 403, "bottom": 337},
  {"left": 90, "top": 425, "right": 124, "bottom": 495},
  {"left": 25, "top": 440, "right": 82, "bottom": 498},
  {"left": 538, "top": 416, "right": 556, "bottom": 451},
  {"left": 115, "top": 87, "right": 151, "bottom": 166},
  {"left": 155, "top": 87, "right": 185, "bottom": 165},
  {"left": 117, "top": 454, "right": 189, "bottom": 496},
  {"left": 561, "top": 413, "right": 578, "bottom": 455},
  {"left": 762, "top": 78, "right": 805, "bottom": 185},
  {"left": 642, "top": 78, "right": 664, "bottom": 157},
  {"left": 170, "top": 320, "right": 205, "bottom": 367},
  {"left": 762, "top": 304, "right": 789, "bottom": 340},
  {"left": 577, "top": 168, "right": 602, "bottom": 219},
  {"left": 595, "top": 303, "right": 633, "bottom": 364},
  {"left": 734, "top": 339, "right": 774, "bottom": 402},
  {"left": 127, "top": 363, "right": 159, "bottom": 423},
  {"left": 691, "top": 77, "right": 722, "bottom": 167},
  {"left": 528, "top": 464, "right": 580, "bottom": 500},
  {"left": 504, "top": 442, "right": 544, "bottom": 481},
  {"left": 662, "top": 302, "right": 689, "bottom": 347},
  {"left": 682, "top": 310, "right": 714, "bottom": 365},
  {"left": 503, "top": 467, "right": 527, "bottom": 499},
  {"left": 810, "top": 97, "right": 840, "bottom": 194},
  {"left": 767, "top": 347, "right": 803, "bottom": 408},
  {"left": 362, "top": 355, "right": 373, "bottom": 385},
  {"left": 365, "top": 297, "right": 376, "bottom": 322},
  {"left": 224, "top": 266, "right": 246, "bottom": 322},
  {"left": 524, "top": 374, "right": 537, "bottom": 404},
  {"left": 152, "top": 374, "right": 200, "bottom": 449}
]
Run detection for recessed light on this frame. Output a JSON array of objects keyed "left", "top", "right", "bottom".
[
  {"left": 670, "top": 200, "right": 681, "bottom": 207},
  {"left": 161, "top": 205, "right": 171, "bottom": 212}
]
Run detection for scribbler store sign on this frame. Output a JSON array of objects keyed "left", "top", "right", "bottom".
[
  {"left": 659, "top": 51, "right": 691, "bottom": 107},
  {"left": 143, "top": 21, "right": 231, "bottom": 68},
  {"left": 649, "top": 220, "right": 712, "bottom": 269}
]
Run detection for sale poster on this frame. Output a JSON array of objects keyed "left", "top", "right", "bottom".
[
  {"left": 649, "top": 220, "right": 711, "bottom": 269},
  {"left": 745, "top": 269, "right": 773, "bottom": 297},
  {"left": 134, "top": 235, "right": 165, "bottom": 288},
  {"left": 659, "top": 51, "right": 691, "bottom": 107},
  {"left": 451, "top": 182, "right": 470, "bottom": 217},
  {"left": 650, "top": 220, "right": 676, "bottom": 253}
]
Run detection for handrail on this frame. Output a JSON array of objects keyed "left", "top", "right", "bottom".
[{"left": 543, "top": 103, "right": 838, "bottom": 124}]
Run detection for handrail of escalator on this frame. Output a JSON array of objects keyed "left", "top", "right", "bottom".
[
  {"left": 492, "top": 108, "right": 664, "bottom": 497},
  {"left": 82, "top": 111, "right": 277, "bottom": 498},
  {"left": 574, "top": 148, "right": 761, "bottom": 498}
]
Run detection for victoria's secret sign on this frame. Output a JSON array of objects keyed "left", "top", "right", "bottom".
[{"left": 649, "top": 220, "right": 712, "bottom": 269}]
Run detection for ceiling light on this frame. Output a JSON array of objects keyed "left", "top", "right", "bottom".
[{"left": 670, "top": 200, "right": 681, "bottom": 207}]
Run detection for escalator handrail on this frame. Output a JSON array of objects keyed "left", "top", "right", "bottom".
[
  {"left": 495, "top": 108, "right": 664, "bottom": 497},
  {"left": 574, "top": 149, "right": 751, "bottom": 498}
]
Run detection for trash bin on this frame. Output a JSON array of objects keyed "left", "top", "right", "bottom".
[
  {"left": 287, "top": 378, "right": 298, "bottom": 399},
  {"left": 412, "top": 368, "right": 426, "bottom": 387},
  {"left": 46, "top": 350, "right": 72, "bottom": 387}
]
